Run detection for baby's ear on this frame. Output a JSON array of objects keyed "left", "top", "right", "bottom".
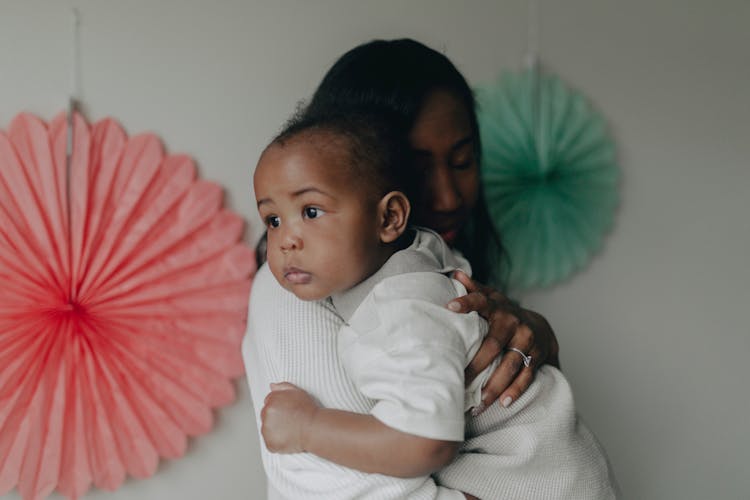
[{"left": 378, "top": 191, "right": 410, "bottom": 243}]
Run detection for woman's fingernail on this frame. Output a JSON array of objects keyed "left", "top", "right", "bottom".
[
  {"left": 471, "top": 402, "right": 486, "bottom": 417},
  {"left": 501, "top": 397, "right": 513, "bottom": 408},
  {"left": 448, "top": 301, "right": 461, "bottom": 312}
]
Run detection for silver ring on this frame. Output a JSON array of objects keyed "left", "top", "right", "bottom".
[{"left": 506, "top": 347, "right": 532, "bottom": 368}]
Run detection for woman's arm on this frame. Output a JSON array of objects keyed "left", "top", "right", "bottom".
[
  {"left": 262, "top": 382, "right": 460, "bottom": 477},
  {"left": 448, "top": 271, "right": 560, "bottom": 411}
]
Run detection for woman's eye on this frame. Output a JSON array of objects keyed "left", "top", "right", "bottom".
[
  {"left": 304, "top": 207, "right": 325, "bottom": 219},
  {"left": 451, "top": 154, "right": 475, "bottom": 171},
  {"left": 266, "top": 216, "right": 281, "bottom": 228},
  {"left": 450, "top": 144, "right": 476, "bottom": 171}
]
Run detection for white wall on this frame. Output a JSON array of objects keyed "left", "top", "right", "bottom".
[{"left": 0, "top": 1, "right": 748, "bottom": 499}]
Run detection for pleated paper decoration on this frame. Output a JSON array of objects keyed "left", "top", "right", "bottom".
[
  {"left": 476, "top": 70, "right": 619, "bottom": 290},
  {"left": 0, "top": 111, "right": 256, "bottom": 499}
]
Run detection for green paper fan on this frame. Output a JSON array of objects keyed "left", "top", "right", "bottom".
[{"left": 476, "top": 70, "right": 619, "bottom": 290}]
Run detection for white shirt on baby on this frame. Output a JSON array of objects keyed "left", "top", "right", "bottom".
[
  {"left": 242, "top": 242, "right": 464, "bottom": 499},
  {"left": 331, "top": 228, "right": 491, "bottom": 442}
]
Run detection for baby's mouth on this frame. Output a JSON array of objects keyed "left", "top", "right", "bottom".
[{"left": 283, "top": 267, "right": 312, "bottom": 284}]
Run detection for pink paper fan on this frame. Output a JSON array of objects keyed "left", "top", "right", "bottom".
[{"left": 0, "top": 112, "right": 256, "bottom": 500}]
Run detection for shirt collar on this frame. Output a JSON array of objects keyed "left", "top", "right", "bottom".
[{"left": 330, "top": 227, "right": 467, "bottom": 322}]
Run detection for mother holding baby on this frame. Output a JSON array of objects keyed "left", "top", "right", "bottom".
[{"left": 244, "top": 39, "right": 578, "bottom": 499}]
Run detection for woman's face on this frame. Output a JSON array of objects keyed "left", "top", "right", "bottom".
[{"left": 409, "top": 90, "right": 479, "bottom": 245}]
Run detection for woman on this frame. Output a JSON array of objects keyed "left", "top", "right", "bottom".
[{"left": 244, "top": 39, "right": 561, "bottom": 499}]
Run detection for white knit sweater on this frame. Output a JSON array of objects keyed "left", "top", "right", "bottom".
[{"left": 243, "top": 256, "right": 617, "bottom": 499}]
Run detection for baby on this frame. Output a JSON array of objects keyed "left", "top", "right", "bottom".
[{"left": 253, "top": 110, "right": 617, "bottom": 500}]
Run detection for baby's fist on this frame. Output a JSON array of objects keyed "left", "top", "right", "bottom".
[{"left": 261, "top": 382, "right": 319, "bottom": 453}]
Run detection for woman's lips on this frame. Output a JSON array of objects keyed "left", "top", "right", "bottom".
[
  {"left": 283, "top": 267, "right": 312, "bottom": 285},
  {"left": 440, "top": 229, "right": 459, "bottom": 244},
  {"left": 423, "top": 211, "right": 466, "bottom": 245}
]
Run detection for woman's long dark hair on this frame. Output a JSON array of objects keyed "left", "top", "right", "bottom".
[{"left": 258, "top": 39, "right": 505, "bottom": 285}]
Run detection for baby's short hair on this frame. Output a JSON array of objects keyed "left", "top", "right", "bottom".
[{"left": 269, "top": 108, "right": 420, "bottom": 202}]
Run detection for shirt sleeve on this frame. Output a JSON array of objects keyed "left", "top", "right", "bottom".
[
  {"left": 340, "top": 272, "right": 485, "bottom": 442},
  {"left": 243, "top": 265, "right": 465, "bottom": 500}
]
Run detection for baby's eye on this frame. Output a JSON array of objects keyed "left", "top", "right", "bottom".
[
  {"left": 265, "top": 215, "right": 281, "bottom": 228},
  {"left": 303, "top": 207, "right": 326, "bottom": 219}
]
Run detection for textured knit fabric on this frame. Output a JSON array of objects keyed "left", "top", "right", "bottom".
[
  {"left": 243, "top": 264, "right": 464, "bottom": 499},
  {"left": 243, "top": 230, "right": 617, "bottom": 499}
]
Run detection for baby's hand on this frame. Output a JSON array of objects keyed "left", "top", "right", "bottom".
[{"left": 261, "top": 382, "right": 319, "bottom": 453}]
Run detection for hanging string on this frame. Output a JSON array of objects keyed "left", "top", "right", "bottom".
[
  {"left": 67, "top": 7, "right": 81, "bottom": 301},
  {"left": 67, "top": 7, "right": 81, "bottom": 171},
  {"left": 524, "top": 0, "right": 539, "bottom": 71},
  {"left": 524, "top": 0, "right": 542, "bottom": 165}
]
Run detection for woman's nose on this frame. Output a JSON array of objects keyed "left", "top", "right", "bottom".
[{"left": 429, "top": 166, "right": 462, "bottom": 213}]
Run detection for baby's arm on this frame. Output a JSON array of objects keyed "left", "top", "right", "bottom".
[{"left": 261, "top": 382, "right": 461, "bottom": 477}]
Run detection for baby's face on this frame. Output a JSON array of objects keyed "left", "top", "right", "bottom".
[{"left": 254, "top": 137, "right": 384, "bottom": 301}]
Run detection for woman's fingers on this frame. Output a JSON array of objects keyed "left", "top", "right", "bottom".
[
  {"left": 480, "top": 355, "right": 537, "bottom": 409},
  {"left": 464, "top": 303, "right": 524, "bottom": 383},
  {"left": 461, "top": 295, "right": 523, "bottom": 387},
  {"left": 448, "top": 273, "right": 561, "bottom": 408},
  {"left": 451, "top": 270, "right": 477, "bottom": 293},
  {"left": 497, "top": 365, "right": 535, "bottom": 409},
  {"left": 448, "top": 271, "right": 512, "bottom": 310},
  {"left": 465, "top": 335, "right": 504, "bottom": 384},
  {"left": 521, "top": 310, "right": 560, "bottom": 368},
  {"left": 448, "top": 290, "right": 489, "bottom": 314},
  {"left": 478, "top": 323, "right": 538, "bottom": 409},
  {"left": 479, "top": 335, "right": 534, "bottom": 408},
  {"left": 448, "top": 283, "right": 515, "bottom": 321},
  {"left": 478, "top": 354, "right": 522, "bottom": 408}
]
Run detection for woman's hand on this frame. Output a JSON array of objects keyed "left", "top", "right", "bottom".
[
  {"left": 261, "top": 382, "right": 319, "bottom": 453},
  {"left": 448, "top": 271, "right": 560, "bottom": 412}
]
